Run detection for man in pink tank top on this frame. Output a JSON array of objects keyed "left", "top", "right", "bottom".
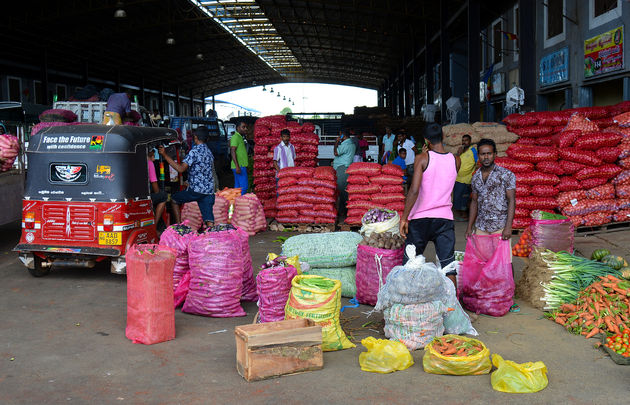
[{"left": 400, "top": 123, "right": 461, "bottom": 285}]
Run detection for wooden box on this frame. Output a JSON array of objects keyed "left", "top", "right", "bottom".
[{"left": 235, "top": 318, "right": 323, "bottom": 381}]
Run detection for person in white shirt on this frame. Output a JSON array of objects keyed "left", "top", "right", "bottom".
[
  {"left": 273, "top": 129, "right": 296, "bottom": 175},
  {"left": 397, "top": 132, "right": 418, "bottom": 176},
  {"left": 380, "top": 126, "right": 396, "bottom": 164}
]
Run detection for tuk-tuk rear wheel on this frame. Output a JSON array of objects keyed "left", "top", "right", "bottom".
[{"left": 28, "top": 255, "right": 50, "bottom": 277}]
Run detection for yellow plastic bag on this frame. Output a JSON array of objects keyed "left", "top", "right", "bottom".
[
  {"left": 491, "top": 354, "right": 548, "bottom": 393},
  {"left": 422, "top": 335, "right": 492, "bottom": 375},
  {"left": 359, "top": 337, "right": 414, "bottom": 373},
  {"left": 285, "top": 275, "right": 355, "bottom": 351},
  {"left": 268, "top": 253, "right": 302, "bottom": 274}
]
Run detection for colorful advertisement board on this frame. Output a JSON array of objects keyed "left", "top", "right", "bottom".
[{"left": 584, "top": 26, "right": 623, "bottom": 78}]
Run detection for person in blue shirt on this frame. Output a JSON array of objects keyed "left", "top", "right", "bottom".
[
  {"left": 392, "top": 148, "right": 408, "bottom": 183},
  {"left": 158, "top": 126, "right": 216, "bottom": 228}
]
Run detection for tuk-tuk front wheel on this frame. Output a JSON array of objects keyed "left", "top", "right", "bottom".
[{"left": 28, "top": 255, "right": 50, "bottom": 277}]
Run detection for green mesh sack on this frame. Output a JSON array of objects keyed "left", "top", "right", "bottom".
[
  {"left": 304, "top": 267, "right": 356, "bottom": 298},
  {"left": 282, "top": 232, "right": 363, "bottom": 268}
]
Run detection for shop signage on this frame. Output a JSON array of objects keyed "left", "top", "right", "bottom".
[
  {"left": 584, "top": 26, "right": 623, "bottom": 78},
  {"left": 540, "top": 47, "right": 569, "bottom": 86}
]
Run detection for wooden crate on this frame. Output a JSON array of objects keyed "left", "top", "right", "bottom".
[{"left": 235, "top": 319, "right": 323, "bottom": 382}]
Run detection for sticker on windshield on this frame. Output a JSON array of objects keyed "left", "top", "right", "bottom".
[
  {"left": 50, "top": 163, "right": 88, "bottom": 184},
  {"left": 90, "top": 135, "right": 104, "bottom": 150}
]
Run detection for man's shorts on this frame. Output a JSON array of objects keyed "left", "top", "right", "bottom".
[
  {"left": 453, "top": 181, "right": 471, "bottom": 211},
  {"left": 150, "top": 190, "right": 167, "bottom": 205},
  {"left": 405, "top": 217, "right": 456, "bottom": 275},
  {"left": 172, "top": 189, "right": 215, "bottom": 222}
]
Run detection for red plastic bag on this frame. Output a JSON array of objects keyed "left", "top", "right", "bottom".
[
  {"left": 495, "top": 157, "right": 534, "bottom": 173},
  {"left": 536, "top": 161, "right": 564, "bottom": 175},
  {"left": 609, "top": 101, "right": 630, "bottom": 117},
  {"left": 515, "top": 184, "right": 530, "bottom": 197},
  {"left": 596, "top": 147, "right": 622, "bottom": 163},
  {"left": 557, "top": 176, "right": 583, "bottom": 191},
  {"left": 313, "top": 203, "right": 336, "bottom": 212},
  {"left": 382, "top": 163, "right": 405, "bottom": 176},
  {"left": 506, "top": 144, "right": 558, "bottom": 163},
  {"left": 514, "top": 171, "right": 560, "bottom": 186},
  {"left": 580, "top": 177, "right": 609, "bottom": 189},
  {"left": 503, "top": 113, "right": 538, "bottom": 127},
  {"left": 126, "top": 244, "right": 176, "bottom": 344},
  {"left": 347, "top": 175, "right": 370, "bottom": 184},
  {"left": 573, "top": 132, "right": 622, "bottom": 150},
  {"left": 585, "top": 184, "right": 615, "bottom": 200},
  {"left": 575, "top": 164, "right": 622, "bottom": 180},
  {"left": 459, "top": 235, "right": 514, "bottom": 316},
  {"left": 254, "top": 145, "right": 270, "bottom": 155},
  {"left": 314, "top": 166, "right": 336, "bottom": 181},
  {"left": 516, "top": 196, "right": 558, "bottom": 210},
  {"left": 555, "top": 130, "right": 581, "bottom": 148},
  {"left": 382, "top": 184, "right": 404, "bottom": 194},
  {"left": 174, "top": 271, "right": 191, "bottom": 308},
  {"left": 370, "top": 174, "right": 404, "bottom": 185},
  {"left": 559, "top": 160, "right": 587, "bottom": 174},
  {"left": 558, "top": 148, "right": 603, "bottom": 166},
  {"left": 530, "top": 185, "right": 558, "bottom": 197},
  {"left": 511, "top": 126, "right": 554, "bottom": 138},
  {"left": 347, "top": 183, "right": 381, "bottom": 194},
  {"left": 355, "top": 245, "right": 404, "bottom": 306},
  {"left": 346, "top": 162, "right": 382, "bottom": 176}
]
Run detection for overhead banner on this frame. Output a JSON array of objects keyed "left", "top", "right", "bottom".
[
  {"left": 540, "top": 47, "right": 569, "bottom": 86},
  {"left": 584, "top": 26, "right": 623, "bottom": 78}
]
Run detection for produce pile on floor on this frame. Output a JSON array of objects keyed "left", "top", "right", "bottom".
[
  {"left": 275, "top": 166, "right": 338, "bottom": 224},
  {"left": 499, "top": 101, "right": 630, "bottom": 229},
  {"left": 252, "top": 115, "right": 319, "bottom": 219},
  {"left": 345, "top": 162, "right": 405, "bottom": 225},
  {"left": 442, "top": 121, "right": 519, "bottom": 157}
]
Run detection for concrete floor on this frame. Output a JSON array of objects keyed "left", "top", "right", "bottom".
[{"left": 1, "top": 221, "right": 629, "bottom": 404}]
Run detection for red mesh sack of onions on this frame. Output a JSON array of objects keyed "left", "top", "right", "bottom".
[
  {"left": 515, "top": 207, "right": 531, "bottom": 218},
  {"left": 314, "top": 166, "right": 336, "bottom": 181},
  {"left": 557, "top": 190, "right": 586, "bottom": 206},
  {"left": 349, "top": 193, "right": 372, "bottom": 201},
  {"left": 278, "top": 177, "right": 298, "bottom": 188},
  {"left": 506, "top": 144, "right": 558, "bottom": 163},
  {"left": 609, "top": 101, "right": 630, "bottom": 117},
  {"left": 557, "top": 176, "right": 583, "bottom": 191},
  {"left": 616, "top": 184, "right": 630, "bottom": 198},
  {"left": 613, "top": 111, "right": 630, "bottom": 127},
  {"left": 573, "top": 132, "right": 623, "bottom": 150},
  {"left": 614, "top": 209, "right": 630, "bottom": 222},
  {"left": 582, "top": 212, "right": 613, "bottom": 226},
  {"left": 530, "top": 185, "right": 559, "bottom": 197},
  {"left": 568, "top": 107, "right": 609, "bottom": 120},
  {"left": 515, "top": 171, "right": 560, "bottom": 186},
  {"left": 575, "top": 164, "right": 622, "bottom": 180},
  {"left": 512, "top": 217, "right": 532, "bottom": 229},
  {"left": 347, "top": 175, "right": 370, "bottom": 185},
  {"left": 559, "top": 160, "right": 587, "bottom": 174},
  {"left": 617, "top": 198, "right": 630, "bottom": 210},
  {"left": 516, "top": 137, "right": 538, "bottom": 146},
  {"left": 511, "top": 126, "right": 554, "bottom": 138},
  {"left": 316, "top": 187, "right": 336, "bottom": 197},
  {"left": 297, "top": 193, "right": 336, "bottom": 204},
  {"left": 346, "top": 162, "right": 382, "bottom": 176},
  {"left": 561, "top": 199, "right": 616, "bottom": 216},
  {"left": 381, "top": 184, "right": 404, "bottom": 194},
  {"left": 503, "top": 113, "right": 538, "bottom": 127},
  {"left": 563, "top": 113, "right": 599, "bottom": 132},
  {"left": 536, "top": 136, "right": 555, "bottom": 146},
  {"left": 278, "top": 167, "right": 315, "bottom": 178},
  {"left": 370, "top": 174, "right": 404, "bottom": 185},
  {"left": 536, "top": 161, "right": 564, "bottom": 175},
  {"left": 515, "top": 184, "right": 530, "bottom": 197},
  {"left": 595, "top": 147, "right": 621, "bottom": 163},
  {"left": 555, "top": 130, "right": 581, "bottom": 148},
  {"left": 580, "top": 177, "right": 609, "bottom": 189},
  {"left": 558, "top": 148, "right": 603, "bottom": 166},
  {"left": 382, "top": 164, "right": 405, "bottom": 177},
  {"left": 516, "top": 196, "right": 558, "bottom": 210},
  {"left": 347, "top": 184, "right": 382, "bottom": 194},
  {"left": 620, "top": 143, "right": 630, "bottom": 159},
  {"left": 618, "top": 157, "right": 630, "bottom": 169},
  {"left": 584, "top": 183, "right": 615, "bottom": 200},
  {"left": 276, "top": 201, "right": 313, "bottom": 211},
  {"left": 495, "top": 157, "right": 534, "bottom": 173},
  {"left": 535, "top": 110, "right": 573, "bottom": 126},
  {"left": 278, "top": 185, "right": 315, "bottom": 195}
]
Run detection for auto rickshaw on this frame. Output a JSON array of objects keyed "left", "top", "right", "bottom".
[{"left": 15, "top": 124, "right": 178, "bottom": 276}]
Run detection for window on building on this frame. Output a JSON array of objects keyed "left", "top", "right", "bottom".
[
  {"left": 491, "top": 19, "right": 503, "bottom": 66},
  {"left": 544, "top": 0, "right": 566, "bottom": 48},
  {"left": 589, "top": 0, "right": 621, "bottom": 29},
  {"left": 167, "top": 100, "right": 175, "bottom": 116},
  {"left": 8, "top": 77, "right": 21, "bottom": 102},
  {"left": 513, "top": 5, "right": 520, "bottom": 62},
  {"left": 56, "top": 84, "right": 66, "bottom": 101},
  {"left": 33, "top": 80, "right": 44, "bottom": 104},
  {"left": 479, "top": 32, "right": 484, "bottom": 72}
]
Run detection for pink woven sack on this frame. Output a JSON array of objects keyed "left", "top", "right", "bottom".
[
  {"left": 235, "top": 227, "right": 258, "bottom": 301},
  {"left": 355, "top": 245, "right": 404, "bottom": 306},
  {"left": 158, "top": 222, "right": 195, "bottom": 290},
  {"left": 256, "top": 265, "right": 298, "bottom": 323}
]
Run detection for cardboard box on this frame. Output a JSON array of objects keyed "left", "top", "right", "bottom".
[{"left": 235, "top": 318, "right": 323, "bottom": 381}]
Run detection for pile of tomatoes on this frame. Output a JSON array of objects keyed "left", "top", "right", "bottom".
[
  {"left": 512, "top": 227, "right": 532, "bottom": 257},
  {"left": 605, "top": 328, "right": 630, "bottom": 357}
]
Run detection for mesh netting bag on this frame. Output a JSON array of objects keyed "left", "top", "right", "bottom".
[
  {"left": 281, "top": 232, "right": 363, "bottom": 268},
  {"left": 303, "top": 266, "right": 356, "bottom": 298}
]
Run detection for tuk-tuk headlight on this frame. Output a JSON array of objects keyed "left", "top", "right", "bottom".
[
  {"left": 25, "top": 212, "right": 35, "bottom": 229},
  {"left": 103, "top": 214, "right": 114, "bottom": 231}
]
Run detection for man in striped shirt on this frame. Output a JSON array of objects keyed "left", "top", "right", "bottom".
[{"left": 273, "top": 129, "right": 296, "bottom": 175}]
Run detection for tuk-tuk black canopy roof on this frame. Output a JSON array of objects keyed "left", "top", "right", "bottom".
[{"left": 29, "top": 125, "right": 178, "bottom": 154}]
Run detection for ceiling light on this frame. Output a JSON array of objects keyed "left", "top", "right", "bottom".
[
  {"left": 270, "top": 87, "right": 274, "bottom": 93},
  {"left": 196, "top": 53, "right": 204, "bottom": 60},
  {"left": 252, "top": 80, "right": 257, "bottom": 86},
  {"left": 277, "top": 92, "right": 281, "bottom": 97},
  {"left": 262, "top": 85, "right": 267, "bottom": 92},
  {"left": 292, "top": 102, "right": 295, "bottom": 106},
  {"left": 166, "top": 33, "right": 175, "bottom": 45},
  {"left": 220, "top": 65, "right": 225, "bottom": 71},
  {"left": 114, "top": 1, "right": 126, "bottom": 18},
  {"left": 283, "top": 96, "right": 286, "bottom": 101}
]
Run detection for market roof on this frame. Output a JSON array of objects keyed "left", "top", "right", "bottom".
[{"left": 2, "top": 0, "right": 511, "bottom": 96}]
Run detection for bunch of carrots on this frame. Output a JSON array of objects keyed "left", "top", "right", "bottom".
[
  {"left": 551, "top": 275, "right": 630, "bottom": 339},
  {"left": 431, "top": 336, "right": 484, "bottom": 357}
]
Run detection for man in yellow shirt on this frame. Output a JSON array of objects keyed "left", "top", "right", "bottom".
[
  {"left": 453, "top": 134, "right": 478, "bottom": 221},
  {"left": 230, "top": 119, "right": 249, "bottom": 195}
]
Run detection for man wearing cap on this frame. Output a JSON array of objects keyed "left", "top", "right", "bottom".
[{"left": 159, "top": 126, "right": 216, "bottom": 228}]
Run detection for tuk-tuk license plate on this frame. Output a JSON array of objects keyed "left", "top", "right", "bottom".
[{"left": 98, "top": 232, "right": 122, "bottom": 245}]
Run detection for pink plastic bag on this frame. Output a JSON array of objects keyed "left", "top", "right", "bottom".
[
  {"left": 126, "top": 244, "right": 176, "bottom": 344},
  {"left": 158, "top": 223, "right": 194, "bottom": 291},
  {"left": 356, "top": 245, "right": 404, "bottom": 306},
  {"left": 182, "top": 230, "right": 246, "bottom": 317},
  {"left": 256, "top": 266, "right": 297, "bottom": 323},
  {"left": 459, "top": 235, "right": 514, "bottom": 317},
  {"left": 174, "top": 271, "right": 191, "bottom": 308},
  {"left": 235, "top": 227, "right": 258, "bottom": 301}
]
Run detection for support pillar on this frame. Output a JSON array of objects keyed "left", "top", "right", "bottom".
[
  {"left": 623, "top": 77, "right": 630, "bottom": 101},
  {"left": 176, "top": 86, "right": 181, "bottom": 116},
  {"left": 83, "top": 59, "right": 89, "bottom": 86},
  {"left": 140, "top": 77, "right": 146, "bottom": 108},
  {"left": 159, "top": 82, "right": 164, "bottom": 116},
  {"left": 564, "top": 87, "right": 573, "bottom": 109},
  {"left": 116, "top": 70, "right": 121, "bottom": 92},
  {"left": 41, "top": 49, "right": 49, "bottom": 105},
  {"left": 189, "top": 89, "right": 194, "bottom": 117},
  {"left": 440, "top": 0, "right": 451, "bottom": 123},
  {"left": 425, "top": 25, "right": 434, "bottom": 105},
  {"left": 201, "top": 90, "right": 206, "bottom": 115},
  {"left": 579, "top": 86, "right": 593, "bottom": 107},
  {"left": 212, "top": 95, "right": 215, "bottom": 112},
  {"left": 467, "top": 0, "right": 480, "bottom": 122},
  {"left": 412, "top": 43, "right": 421, "bottom": 116},
  {"left": 519, "top": 0, "right": 536, "bottom": 109}
]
